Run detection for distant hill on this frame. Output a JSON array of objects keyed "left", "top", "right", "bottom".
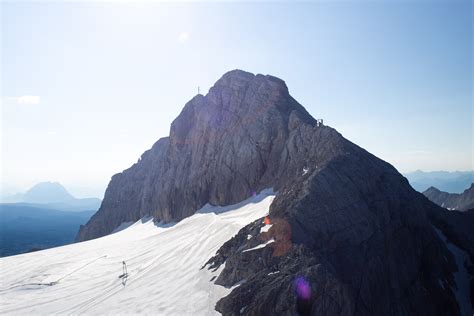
[
  {"left": 0, "top": 204, "right": 94, "bottom": 257},
  {"left": 423, "top": 183, "right": 474, "bottom": 211},
  {"left": 404, "top": 170, "right": 474, "bottom": 193},
  {"left": 2, "top": 182, "right": 101, "bottom": 211}
]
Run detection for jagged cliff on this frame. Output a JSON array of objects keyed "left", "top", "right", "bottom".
[
  {"left": 206, "top": 142, "right": 473, "bottom": 315},
  {"left": 76, "top": 70, "right": 473, "bottom": 315},
  {"left": 423, "top": 184, "right": 474, "bottom": 211}
]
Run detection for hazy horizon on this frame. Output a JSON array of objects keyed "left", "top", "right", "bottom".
[{"left": 2, "top": 1, "right": 472, "bottom": 198}]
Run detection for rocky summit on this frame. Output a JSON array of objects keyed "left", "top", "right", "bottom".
[
  {"left": 76, "top": 70, "right": 473, "bottom": 315},
  {"left": 77, "top": 70, "right": 317, "bottom": 241}
]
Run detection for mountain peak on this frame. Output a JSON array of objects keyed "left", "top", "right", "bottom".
[
  {"left": 424, "top": 186, "right": 441, "bottom": 193},
  {"left": 423, "top": 182, "right": 474, "bottom": 211},
  {"left": 1, "top": 182, "right": 102, "bottom": 210},
  {"left": 74, "top": 70, "right": 471, "bottom": 315},
  {"left": 213, "top": 69, "right": 288, "bottom": 95},
  {"left": 78, "top": 70, "right": 322, "bottom": 241},
  {"left": 215, "top": 69, "right": 255, "bottom": 84},
  {"left": 29, "top": 181, "right": 66, "bottom": 190},
  {"left": 168, "top": 69, "right": 314, "bottom": 149},
  {"left": 24, "top": 182, "right": 74, "bottom": 203}
]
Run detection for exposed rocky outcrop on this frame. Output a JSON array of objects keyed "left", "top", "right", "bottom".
[
  {"left": 423, "top": 184, "right": 474, "bottom": 211},
  {"left": 76, "top": 70, "right": 472, "bottom": 315},
  {"left": 206, "top": 135, "right": 472, "bottom": 315}
]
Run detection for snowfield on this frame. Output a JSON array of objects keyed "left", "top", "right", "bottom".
[{"left": 0, "top": 190, "right": 275, "bottom": 315}]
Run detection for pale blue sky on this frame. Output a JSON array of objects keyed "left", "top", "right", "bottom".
[{"left": 1, "top": 1, "right": 472, "bottom": 198}]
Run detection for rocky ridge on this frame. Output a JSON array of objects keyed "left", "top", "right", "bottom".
[{"left": 423, "top": 184, "right": 474, "bottom": 211}]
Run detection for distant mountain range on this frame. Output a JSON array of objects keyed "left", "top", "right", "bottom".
[
  {"left": 423, "top": 184, "right": 474, "bottom": 211},
  {"left": 404, "top": 170, "right": 474, "bottom": 193},
  {"left": 0, "top": 204, "right": 94, "bottom": 257},
  {"left": 1, "top": 182, "right": 101, "bottom": 211},
  {"left": 0, "top": 182, "right": 101, "bottom": 257}
]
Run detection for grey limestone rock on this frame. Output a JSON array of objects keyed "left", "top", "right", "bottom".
[
  {"left": 77, "top": 70, "right": 316, "bottom": 241},
  {"left": 76, "top": 70, "right": 472, "bottom": 316}
]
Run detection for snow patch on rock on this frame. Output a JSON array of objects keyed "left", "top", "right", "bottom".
[
  {"left": 260, "top": 224, "right": 272, "bottom": 233},
  {"left": 242, "top": 239, "right": 275, "bottom": 253}
]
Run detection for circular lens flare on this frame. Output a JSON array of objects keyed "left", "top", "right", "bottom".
[{"left": 294, "top": 276, "right": 311, "bottom": 300}]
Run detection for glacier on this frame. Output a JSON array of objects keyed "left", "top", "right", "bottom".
[{"left": 0, "top": 190, "right": 275, "bottom": 315}]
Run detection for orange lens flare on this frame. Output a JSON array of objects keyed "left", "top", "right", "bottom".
[{"left": 264, "top": 216, "right": 270, "bottom": 225}]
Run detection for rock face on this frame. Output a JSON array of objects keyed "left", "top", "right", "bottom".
[
  {"left": 76, "top": 70, "right": 473, "bottom": 315},
  {"left": 206, "top": 135, "right": 474, "bottom": 315},
  {"left": 423, "top": 184, "right": 474, "bottom": 211},
  {"left": 77, "top": 70, "right": 318, "bottom": 241}
]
